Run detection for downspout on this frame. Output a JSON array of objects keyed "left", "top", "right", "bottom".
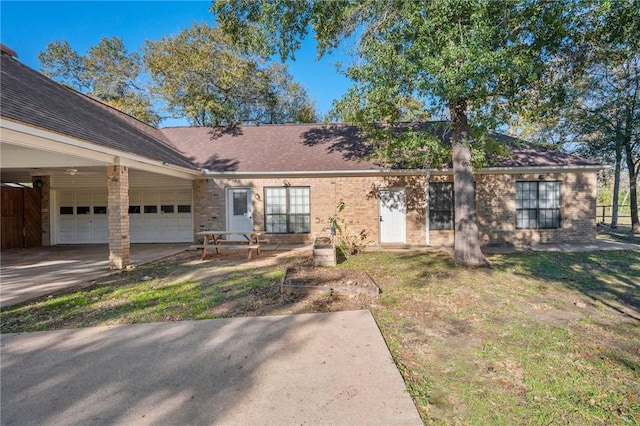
[{"left": 424, "top": 168, "right": 431, "bottom": 246}]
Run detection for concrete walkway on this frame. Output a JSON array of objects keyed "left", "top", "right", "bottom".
[
  {"left": 0, "top": 310, "right": 422, "bottom": 426},
  {"left": 0, "top": 244, "right": 189, "bottom": 307}
]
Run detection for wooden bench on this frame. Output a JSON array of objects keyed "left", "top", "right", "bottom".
[{"left": 208, "top": 242, "right": 261, "bottom": 259}]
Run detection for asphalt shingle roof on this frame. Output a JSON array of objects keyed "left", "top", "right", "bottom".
[
  {"left": 161, "top": 123, "right": 602, "bottom": 173},
  {"left": 1, "top": 54, "right": 600, "bottom": 174},
  {"left": 0, "top": 55, "right": 196, "bottom": 170},
  {"left": 161, "top": 124, "right": 381, "bottom": 173}
]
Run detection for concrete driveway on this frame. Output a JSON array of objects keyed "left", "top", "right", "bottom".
[
  {"left": 1, "top": 310, "right": 422, "bottom": 425},
  {"left": 0, "top": 244, "right": 189, "bottom": 307}
]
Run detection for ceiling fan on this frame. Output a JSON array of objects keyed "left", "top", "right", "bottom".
[
  {"left": 53, "top": 168, "right": 98, "bottom": 176},
  {"left": 65, "top": 168, "right": 83, "bottom": 176}
]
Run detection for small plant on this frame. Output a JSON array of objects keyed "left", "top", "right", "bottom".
[{"left": 328, "top": 201, "right": 369, "bottom": 258}]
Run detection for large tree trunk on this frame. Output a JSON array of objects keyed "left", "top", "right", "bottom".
[
  {"left": 625, "top": 145, "right": 640, "bottom": 233},
  {"left": 450, "top": 100, "right": 488, "bottom": 266},
  {"left": 611, "top": 140, "right": 622, "bottom": 228}
]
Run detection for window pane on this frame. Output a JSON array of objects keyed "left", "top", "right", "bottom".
[
  {"left": 516, "top": 181, "right": 560, "bottom": 229},
  {"left": 516, "top": 209, "right": 537, "bottom": 229},
  {"left": 429, "top": 183, "right": 454, "bottom": 230},
  {"left": 144, "top": 205, "right": 157, "bottom": 214},
  {"left": 265, "top": 188, "right": 286, "bottom": 214},
  {"left": 264, "top": 187, "right": 310, "bottom": 233},
  {"left": 129, "top": 206, "right": 140, "bottom": 214},
  {"left": 232, "top": 191, "right": 248, "bottom": 216},
  {"left": 93, "top": 206, "right": 107, "bottom": 214},
  {"left": 60, "top": 206, "right": 73, "bottom": 215},
  {"left": 266, "top": 214, "right": 287, "bottom": 233},
  {"left": 161, "top": 205, "right": 174, "bottom": 213},
  {"left": 430, "top": 211, "right": 453, "bottom": 230},
  {"left": 289, "top": 214, "right": 310, "bottom": 233},
  {"left": 77, "top": 206, "right": 90, "bottom": 215},
  {"left": 289, "top": 187, "right": 310, "bottom": 214},
  {"left": 177, "top": 205, "right": 191, "bottom": 213}
]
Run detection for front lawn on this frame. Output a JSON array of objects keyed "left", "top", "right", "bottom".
[{"left": 1, "top": 248, "right": 638, "bottom": 424}]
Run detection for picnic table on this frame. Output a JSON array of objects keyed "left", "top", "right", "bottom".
[{"left": 197, "top": 231, "right": 263, "bottom": 260}]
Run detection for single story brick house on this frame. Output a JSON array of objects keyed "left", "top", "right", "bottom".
[{"left": 0, "top": 47, "right": 603, "bottom": 268}]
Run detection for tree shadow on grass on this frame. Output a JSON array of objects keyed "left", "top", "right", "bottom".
[{"left": 492, "top": 250, "right": 640, "bottom": 321}]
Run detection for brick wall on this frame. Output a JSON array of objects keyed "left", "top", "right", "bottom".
[
  {"left": 476, "top": 172, "right": 597, "bottom": 246},
  {"left": 192, "top": 171, "right": 597, "bottom": 247},
  {"left": 193, "top": 175, "right": 427, "bottom": 246}
]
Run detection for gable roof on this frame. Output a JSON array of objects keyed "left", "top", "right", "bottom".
[
  {"left": 161, "top": 123, "right": 602, "bottom": 174},
  {"left": 0, "top": 55, "right": 196, "bottom": 170}
]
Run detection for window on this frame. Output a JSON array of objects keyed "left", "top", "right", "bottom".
[
  {"left": 233, "top": 191, "right": 248, "bottom": 216},
  {"left": 60, "top": 206, "right": 73, "bottom": 215},
  {"left": 144, "top": 205, "right": 157, "bottom": 214},
  {"left": 93, "top": 206, "right": 107, "bottom": 214},
  {"left": 77, "top": 206, "right": 90, "bottom": 215},
  {"left": 516, "top": 181, "right": 560, "bottom": 229},
  {"left": 429, "top": 182, "right": 454, "bottom": 230},
  {"left": 129, "top": 206, "right": 141, "bottom": 214},
  {"left": 264, "top": 187, "right": 310, "bottom": 233},
  {"left": 177, "top": 205, "right": 191, "bottom": 213},
  {"left": 160, "top": 205, "right": 174, "bottom": 214}
]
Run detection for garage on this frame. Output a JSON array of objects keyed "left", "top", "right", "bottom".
[{"left": 52, "top": 173, "right": 194, "bottom": 244}]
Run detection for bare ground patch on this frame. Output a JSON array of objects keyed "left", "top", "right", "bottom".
[{"left": 282, "top": 266, "right": 380, "bottom": 296}]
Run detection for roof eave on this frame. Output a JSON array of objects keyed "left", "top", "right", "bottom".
[
  {"left": 1, "top": 118, "right": 200, "bottom": 179},
  {"left": 199, "top": 164, "right": 606, "bottom": 179},
  {"left": 476, "top": 164, "right": 607, "bottom": 174}
]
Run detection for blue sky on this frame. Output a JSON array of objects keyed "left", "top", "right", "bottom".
[{"left": 0, "top": 1, "right": 353, "bottom": 126}]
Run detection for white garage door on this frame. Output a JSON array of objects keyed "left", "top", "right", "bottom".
[
  {"left": 56, "top": 189, "right": 193, "bottom": 244},
  {"left": 129, "top": 190, "right": 193, "bottom": 243}
]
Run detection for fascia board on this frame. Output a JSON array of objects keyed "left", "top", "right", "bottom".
[
  {"left": 476, "top": 165, "right": 607, "bottom": 174},
  {"left": 199, "top": 164, "right": 605, "bottom": 179},
  {"left": 198, "top": 169, "right": 423, "bottom": 179}
]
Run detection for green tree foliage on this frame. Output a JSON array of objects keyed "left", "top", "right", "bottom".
[
  {"left": 524, "top": 1, "right": 640, "bottom": 232},
  {"left": 38, "top": 29, "right": 317, "bottom": 128},
  {"left": 143, "top": 23, "right": 317, "bottom": 126},
  {"left": 213, "top": 0, "right": 573, "bottom": 265},
  {"left": 39, "top": 38, "right": 160, "bottom": 126}
]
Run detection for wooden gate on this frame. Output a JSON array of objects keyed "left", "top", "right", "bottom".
[{"left": 1, "top": 186, "right": 42, "bottom": 250}]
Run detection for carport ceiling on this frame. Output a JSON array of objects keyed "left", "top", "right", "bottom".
[{"left": 0, "top": 142, "right": 108, "bottom": 183}]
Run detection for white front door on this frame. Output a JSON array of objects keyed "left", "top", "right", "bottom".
[
  {"left": 226, "top": 188, "right": 253, "bottom": 240},
  {"left": 379, "top": 189, "right": 406, "bottom": 244}
]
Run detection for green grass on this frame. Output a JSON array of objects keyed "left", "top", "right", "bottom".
[
  {"left": 0, "top": 261, "right": 285, "bottom": 332},
  {"left": 1, "top": 249, "right": 638, "bottom": 424},
  {"left": 340, "top": 250, "right": 640, "bottom": 424}
]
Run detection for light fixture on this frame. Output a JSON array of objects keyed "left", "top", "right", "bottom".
[
  {"left": 283, "top": 179, "right": 290, "bottom": 187},
  {"left": 34, "top": 179, "right": 43, "bottom": 188},
  {"left": 538, "top": 175, "right": 546, "bottom": 180}
]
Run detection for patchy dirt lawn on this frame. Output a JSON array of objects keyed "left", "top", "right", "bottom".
[{"left": 2, "top": 245, "right": 639, "bottom": 425}]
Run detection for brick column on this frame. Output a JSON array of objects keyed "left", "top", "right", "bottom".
[
  {"left": 107, "top": 165, "right": 130, "bottom": 269},
  {"left": 33, "top": 175, "right": 51, "bottom": 246}
]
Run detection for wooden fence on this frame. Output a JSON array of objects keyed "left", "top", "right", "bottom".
[{"left": 596, "top": 205, "right": 632, "bottom": 225}]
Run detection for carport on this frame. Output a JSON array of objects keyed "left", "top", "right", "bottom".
[
  {"left": 1, "top": 48, "right": 200, "bottom": 269},
  {"left": 0, "top": 244, "right": 190, "bottom": 307}
]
